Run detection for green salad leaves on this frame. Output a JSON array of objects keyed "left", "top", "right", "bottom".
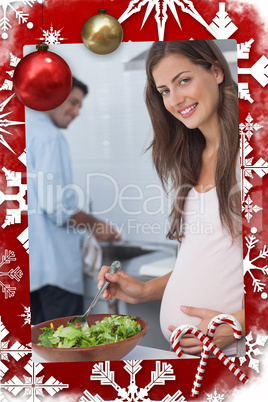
[{"left": 37, "top": 315, "right": 142, "bottom": 348}]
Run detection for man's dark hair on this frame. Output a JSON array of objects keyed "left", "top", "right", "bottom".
[{"left": 72, "top": 76, "right": 89, "bottom": 96}]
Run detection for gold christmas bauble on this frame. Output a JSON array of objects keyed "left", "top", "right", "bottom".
[{"left": 82, "top": 8, "right": 123, "bottom": 55}]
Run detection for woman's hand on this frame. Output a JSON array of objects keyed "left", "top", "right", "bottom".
[
  {"left": 168, "top": 306, "right": 245, "bottom": 355},
  {"left": 97, "top": 265, "right": 145, "bottom": 304},
  {"left": 98, "top": 267, "right": 172, "bottom": 304}
]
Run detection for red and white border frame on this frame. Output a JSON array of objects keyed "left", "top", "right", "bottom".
[{"left": 0, "top": 1, "right": 267, "bottom": 401}]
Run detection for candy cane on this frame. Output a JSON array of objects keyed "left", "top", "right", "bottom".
[
  {"left": 207, "top": 314, "right": 242, "bottom": 339},
  {"left": 190, "top": 314, "right": 242, "bottom": 398},
  {"left": 171, "top": 324, "right": 249, "bottom": 396}
]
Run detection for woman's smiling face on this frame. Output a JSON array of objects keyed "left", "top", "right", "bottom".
[{"left": 152, "top": 53, "right": 224, "bottom": 135}]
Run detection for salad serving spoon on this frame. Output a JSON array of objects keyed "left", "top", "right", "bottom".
[{"left": 69, "top": 260, "right": 121, "bottom": 327}]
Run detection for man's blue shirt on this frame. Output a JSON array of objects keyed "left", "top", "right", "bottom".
[{"left": 25, "top": 110, "right": 84, "bottom": 295}]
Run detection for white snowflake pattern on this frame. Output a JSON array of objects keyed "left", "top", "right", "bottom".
[
  {"left": 0, "top": 0, "right": 42, "bottom": 40},
  {"left": 40, "top": 23, "right": 65, "bottom": 44},
  {"left": 244, "top": 227, "right": 268, "bottom": 297},
  {"left": 238, "top": 55, "right": 268, "bottom": 88},
  {"left": 18, "top": 148, "right": 27, "bottom": 166},
  {"left": 237, "top": 38, "right": 255, "bottom": 60},
  {"left": 240, "top": 113, "right": 267, "bottom": 222},
  {"left": 242, "top": 194, "right": 262, "bottom": 223},
  {"left": 237, "top": 37, "right": 268, "bottom": 102},
  {"left": 0, "top": 167, "right": 28, "bottom": 229},
  {"left": 0, "top": 281, "right": 16, "bottom": 298},
  {"left": 204, "top": 389, "right": 226, "bottom": 402},
  {"left": 17, "top": 304, "right": 31, "bottom": 326},
  {"left": 0, "top": 94, "right": 25, "bottom": 154},
  {"left": 0, "top": 357, "right": 69, "bottom": 401},
  {"left": 0, "top": 52, "right": 21, "bottom": 91},
  {"left": 238, "top": 331, "right": 268, "bottom": 373},
  {"left": 0, "top": 317, "right": 31, "bottom": 380},
  {"left": 118, "top": 0, "right": 232, "bottom": 41},
  {"left": 0, "top": 249, "right": 22, "bottom": 276},
  {"left": 237, "top": 38, "right": 255, "bottom": 103},
  {"left": 238, "top": 82, "right": 254, "bottom": 104},
  {"left": 240, "top": 112, "right": 263, "bottom": 141},
  {"left": 208, "top": 2, "right": 238, "bottom": 39},
  {"left": 0, "top": 249, "right": 23, "bottom": 299},
  {"left": 17, "top": 226, "right": 29, "bottom": 254},
  {"left": 0, "top": 249, "right": 16, "bottom": 267},
  {"left": 80, "top": 360, "right": 186, "bottom": 402}
]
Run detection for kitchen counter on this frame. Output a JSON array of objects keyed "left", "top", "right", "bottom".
[
  {"left": 123, "top": 251, "right": 176, "bottom": 280},
  {"left": 99, "top": 241, "right": 177, "bottom": 280}
]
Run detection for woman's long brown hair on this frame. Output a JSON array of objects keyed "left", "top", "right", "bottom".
[{"left": 145, "top": 40, "right": 240, "bottom": 240}]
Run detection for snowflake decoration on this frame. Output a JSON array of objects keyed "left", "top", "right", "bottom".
[
  {"left": 0, "top": 358, "right": 69, "bottom": 401},
  {"left": 237, "top": 38, "right": 268, "bottom": 103},
  {"left": 204, "top": 389, "right": 226, "bottom": 402},
  {"left": 0, "top": 167, "right": 28, "bottom": 229},
  {"left": 237, "top": 37, "right": 268, "bottom": 102},
  {"left": 0, "top": 281, "right": 16, "bottom": 298},
  {"left": 238, "top": 331, "right": 268, "bottom": 373},
  {"left": 39, "top": 23, "right": 65, "bottom": 44},
  {"left": 238, "top": 82, "right": 254, "bottom": 104},
  {"left": 18, "top": 148, "right": 27, "bottom": 166},
  {"left": 17, "top": 226, "right": 29, "bottom": 254},
  {"left": 0, "top": 249, "right": 23, "bottom": 299},
  {"left": 208, "top": 2, "right": 238, "bottom": 39},
  {"left": 80, "top": 360, "right": 186, "bottom": 402},
  {"left": 240, "top": 112, "right": 263, "bottom": 141},
  {"left": 242, "top": 195, "right": 262, "bottom": 223},
  {"left": 237, "top": 38, "right": 255, "bottom": 60},
  {"left": 0, "top": 52, "right": 21, "bottom": 91},
  {"left": 237, "top": 39, "right": 255, "bottom": 103},
  {"left": 244, "top": 227, "right": 268, "bottom": 297},
  {"left": 238, "top": 55, "right": 268, "bottom": 88},
  {"left": 0, "top": 0, "right": 42, "bottom": 40},
  {"left": 0, "top": 249, "right": 16, "bottom": 267},
  {"left": 240, "top": 113, "right": 267, "bottom": 221},
  {"left": 118, "top": 1, "right": 238, "bottom": 41},
  {"left": 0, "top": 93, "right": 25, "bottom": 154},
  {"left": 0, "top": 317, "right": 31, "bottom": 380},
  {"left": 18, "top": 304, "right": 31, "bottom": 326}
]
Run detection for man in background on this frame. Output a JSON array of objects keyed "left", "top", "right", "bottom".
[{"left": 26, "top": 77, "right": 120, "bottom": 324}]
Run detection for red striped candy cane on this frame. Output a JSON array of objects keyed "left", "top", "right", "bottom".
[
  {"left": 190, "top": 314, "right": 242, "bottom": 398},
  {"left": 171, "top": 324, "right": 249, "bottom": 396},
  {"left": 207, "top": 314, "right": 242, "bottom": 339}
]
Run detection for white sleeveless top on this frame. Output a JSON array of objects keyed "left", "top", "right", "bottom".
[{"left": 160, "top": 186, "right": 244, "bottom": 356}]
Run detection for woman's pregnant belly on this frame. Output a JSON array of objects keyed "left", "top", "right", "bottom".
[{"left": 159, "top": 233, "right": 244, "bottom": 355}]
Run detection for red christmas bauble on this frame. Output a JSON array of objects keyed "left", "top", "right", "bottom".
[{"left": 13, "top": 43, "right": 72, "bottom": 111}]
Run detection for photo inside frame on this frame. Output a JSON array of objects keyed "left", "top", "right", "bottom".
[{"left": 24, "top": 40, "right": 245, "bottom": 362}]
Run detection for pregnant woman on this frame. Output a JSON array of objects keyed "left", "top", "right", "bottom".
[{"left": 98, "top": 40, "right": 244, "bottom": 356}]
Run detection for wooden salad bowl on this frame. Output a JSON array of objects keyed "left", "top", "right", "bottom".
[{"left": 31, "top": 314, "right": 149, "bottom": 362}]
